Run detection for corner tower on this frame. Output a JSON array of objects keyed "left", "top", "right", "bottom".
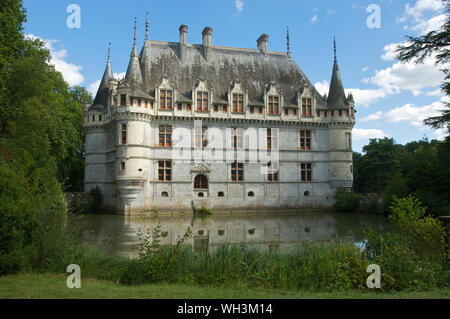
[{"left": 326, "top": 38, "right": 355, "bottom": 192}]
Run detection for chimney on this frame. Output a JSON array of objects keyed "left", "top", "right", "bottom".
[
  {"left": 179, "top": 24, "right": 188, "bottom": 62},
  {"left": 257, "top": 34, "right": 269, "bottom": 56},
  {"left": 202, "top": 26, "right": 212, "bottom": 62}
]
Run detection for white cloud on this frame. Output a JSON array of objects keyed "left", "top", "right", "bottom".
[
  {"left": 88, "top": 72, "right": 125, "bottom": 96},
  {"left": 384, "top": 100, "right": 444, "bottom": 128},
  {"left": 362, "top": 67, "right": 369, "bottom": 72},
  {"left": 315, "top": 80, "right": 388, "bottom": 107},
  {"left": 434, "top": 128, "right": 448, "bottom": 140},
  {"left": 426, "top": 88, "right": 443, "bottom": 96},
  {"left": 235, "top": 0, "right": 244, "bottom": 13},
  {"left": 26, "top": 34, "right": 84, "bottom": 86},
  {"left": 314, "top": 80, "right": 329, "bottom": 96},
  {"left": 400, "top": 0, "right": 446, "bottom": 33},
  {"left": 310, "top": 15, "right": 318, "bottom": 24},
  {"left": 352, "top": 128, "right": 389, "bottom": 140},
  {"left": 381, "top": 43, "right": 400, "bottom": 61},
  {"left": 405, "top": 0, "right": 445, "bottom": 21},
  {"left": 360, "top": 111, "right": 383, "bottom": 122}
]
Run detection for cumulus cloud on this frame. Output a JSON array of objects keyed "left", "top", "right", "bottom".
[
  {"left": 26, "top": 34, "right": 84, "bottom": 86},
  {"left": 360, "top": 111, "right": 383, "bottom": 122},
  {"left": 384, "top": 100, "right": 445, "bottom": 128},
  {"left": 88, "top": 72, "right": 125, "bottom": 96},
  {"left": 314, "top": 80, "right": 329, "bottom": 96},
  {"left": 400, "top": 0, "right": 446, "bottom": 34},
  {"left": 235, "top": 0, "right": 244, "bottom": 13},
  {"left": 352, "top": 128, "right": 389, "bottom": 140}
]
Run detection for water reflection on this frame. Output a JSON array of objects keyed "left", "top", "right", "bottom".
[{"left": 70, "top": 212, "right": 390, "bottom": 257}]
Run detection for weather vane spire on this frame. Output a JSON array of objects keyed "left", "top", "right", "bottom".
[
  {"left": 333, "top": 36, "right": 337, "bottom": 62},
  {"left": 145, "top": 11, "right": 149, "bottom": 41},
  {"left": 107, "top": 42, "right": 111, "bottom": 63},
  {"left": 286, "top": 26, "right": 290, "bottom": 54},
  {"left": 133, "top": 17, "right": 137, "bottom": 45}
]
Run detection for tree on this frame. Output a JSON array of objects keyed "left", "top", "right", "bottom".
[{"left": 396, "top": 1, "right": 450, "bottom": 134}]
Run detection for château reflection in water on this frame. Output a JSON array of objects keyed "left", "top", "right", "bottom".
[{"left": 70, "top": 212, "right": 390, "bottom": 257}]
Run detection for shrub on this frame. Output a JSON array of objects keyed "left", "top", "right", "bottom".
[{"left": 334, "top": 188, "right": 361, "bottom": 212}]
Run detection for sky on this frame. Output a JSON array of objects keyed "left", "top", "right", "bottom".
[{"left": 22, "top": 0, "right": 449, "bottom": 153}]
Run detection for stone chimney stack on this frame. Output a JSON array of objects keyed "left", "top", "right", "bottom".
[
  {"left": 257, "top": 34, "right": 269, "bottom": 56},
  {"left": 179, "top": 24, "right": 188, "bottom": 62},
  {"left": 202, "top": 26, "right": 212, "bottom": 62}
]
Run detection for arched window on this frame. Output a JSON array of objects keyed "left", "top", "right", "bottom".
[
  {"left": 194, "top": 174, "right": 208, "bottom": 189},
  {"left": 248, "top": 191, "right": 255, "bottom": 197}
]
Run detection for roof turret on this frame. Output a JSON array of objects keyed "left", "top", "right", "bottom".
[
  {"left": 140, "top": 12, "right": 152, "bottom": 91},
  {"left": 327, "top": 37, "right": 347, "bottom": 109},
  {"left": 125, "top": 18, "right": 143, "bottom": 86},
  {"left": 91, "top": 44, "right": 113, "bottom": 110}
]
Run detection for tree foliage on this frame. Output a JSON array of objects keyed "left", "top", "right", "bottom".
[
  {"left": 353, "top": 138, "right": 450, "bottom": 216},
  {"left": 396, "top": 0, "right": 450, "bottom": 134},
  {"left": 0, "top": 0, "right": 89, "bottom": 274}
]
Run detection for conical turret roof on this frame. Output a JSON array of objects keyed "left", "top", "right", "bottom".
[
  {"left": 91, "top": 45, "right": 113, "bottom": 110},
  {"left": 126, "top": 18, "right": 143, "bottom": 86},
  {"left": 140, "top": 12, "right": 152, "bottom": 91},
  {"left": 327, "top": 38, "right": 347, "bottom": 109}
]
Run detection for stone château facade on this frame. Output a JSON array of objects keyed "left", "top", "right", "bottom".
[{"left": 83, "top": 17, "right": 355, "bottom": 214}]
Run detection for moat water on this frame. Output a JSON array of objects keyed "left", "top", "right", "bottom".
[{"left": 69, "top": 212, "right": 391, "bottom": 257}]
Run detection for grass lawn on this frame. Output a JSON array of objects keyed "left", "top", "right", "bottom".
[{"left": 0, "top": 273, "right": 449, "bottom": 299}]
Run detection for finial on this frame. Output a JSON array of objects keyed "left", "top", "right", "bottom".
[
  {"left": 107, "top": 42, "right": 111, "bottom": 63},
  {"left": 286, "top": 26, "right": 290, "bottom": 54},
  {"left": 333, "top": 36, "right": 337, "bottom": 62},
  {"left": 134, "top": 17, "right": 137, "bottom": 45},
  {"left": 145, "top": 11, "right": 149, "bottom": 41}
]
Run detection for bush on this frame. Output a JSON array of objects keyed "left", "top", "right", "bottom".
[
  {"left": 334, "top": 188, "right": 361, "bottom": 212},
  {"left": 87, "top": 186, "right": 102, "bottom": 213}
]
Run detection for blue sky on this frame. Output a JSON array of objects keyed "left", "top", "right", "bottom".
[{"left": 22, "top": 0, "right": 448, "bottom": 152}]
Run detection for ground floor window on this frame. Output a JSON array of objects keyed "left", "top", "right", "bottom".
[
  {"left": 301, "top": 163, "right": 312, "bottom": 181},
  {"left": 194, "top": 174, "right": 208, "bottom": 189},
  {"left": 158, "top": 161, "right": 172, "bottom": 181}
]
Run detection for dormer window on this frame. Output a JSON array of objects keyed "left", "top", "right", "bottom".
[
  {"left": 197, "top": 92, "right": 209, "bottom": 112},
  {"left": 232, "top": 94, "right": 244, "bottom": 113},
  {"left": 302, "top": 98, "right": 312, "bottom": 117},
  {"left": 160, "top": 89, "right": 173, "bottom": 110},
  {"left": 137, "top": 99, "right": 141, "bottom": 107},
  {"left": 120, "top": 94, "right": 126, "bottom": 106},
  {"left": 268, "top": 95, "right": 279, "bottom": 115}
]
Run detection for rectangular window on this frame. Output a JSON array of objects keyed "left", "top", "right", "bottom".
[
  {"left": 138, "top": 99, "right": 141, "bottom": 107},
  {"left": 324, "top": 111, "right": 327, "bottom": 118},
  {"left": 187, "top": 104, "right": 191, "bottom": 111},
  {"left": 293, "top": 109, "right": 297, "bottom": 116},
  {"left": 158, "top": 161, "right": 172, "bottom": 181},
  {"left": 259, "top": 107, "right": 263, "bottom": 114},
  {"left": 195, "top": 126, "right": 208, "bottom": 148},
  {"left": 121, "top": 162, "right": 125, "bottom": 170},
  {"left": 160, "top": 89, "right": 173, "bottom": 110},
  {"left": 177, "top": 103, "right": 182, "bottom": 111},
  {"left": 151, "top": 102, "right": 154, "bottom": 109},
  {"left": 267, "top": 163, "right": 279, "bottom": 182},
  {"left": 223, "top": 105, "right": 227, "bottom": 113},
  {"left": 232, "top": 94, "right": 244, "bottom": 113},
  {"left": 317, "top": 110, "right": 320, "bottom": 117},
  {"left": 121, "top": 124, "right": 127, "bottom": 144},
  {"left": 266, "top": 128, "right": 279, "bottom": 150},
  {"left": 214, "top": 105, "right": 218, "bottom": 112},
  {"left": 302, "top": 98, "right": 312, "bottom": 117},
  {"left": 331, "top": 110, "right": 335, "bottom": 117},
  {"left": 250, "top": 107, "right": 254, "bottom": 114},
  {"left": 197, "top": 92, "right": 209, "bottom": 112},
  {"left": 120, "top": 94, "right": 126, "bottom": 106},
  {"left": 268, "top": 95, "right": 279, "bottom": 115},
  {"left": 145, "top": 100, "right": 148, "bottom": 108},
  {"left": 285, "top": 109, "right": 289, "bottom": 116},
  {"left": 159, "top": 125, "right": 172, "bottom": 147},
  {"left": 231, "top": 162, "right": 244, "bottom": 182},
  {"left": 339, "top": 110, "right": 342, "bottom": 116},
  {"left": 300, "top": 130, "right": 311, "bottom": 150},
  {"left": 346, "top": 132, "right": 352, "bottom": 150},
  {"left": 232, "top": 128, "right": 244, "bottom": 149},
  {"left": 301, "top": 163, "right": 312, "bottom": 181},
  {"left": 99, "top": 115, "right": 102, "bottom": 121}
]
